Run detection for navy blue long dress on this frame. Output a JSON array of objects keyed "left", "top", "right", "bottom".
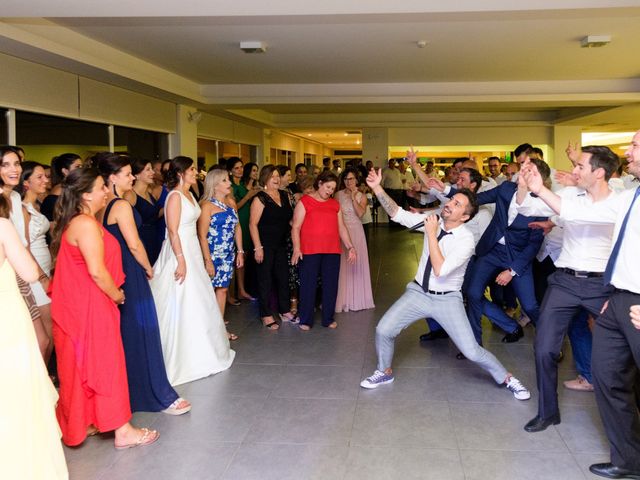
[
  {"left": 132, "top": 192, "right": 163, "bottom": 265},
  {"left": 103, "top": 199, "right": 178, "bottom": 412}
]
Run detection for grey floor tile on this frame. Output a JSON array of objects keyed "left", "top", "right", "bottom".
[
  {"left": 555, "top": 405, "right": 609, "bottom": 454},
  {"left": 243, "top": 398, "right": 356, "bottom": 445},
  {"left": 271, "top": 365, "right": 362, "bottom": 399},
  {"left": 287, "top": 337, "right": 366, "bottom": 366},
  {"left": 222, "top": 443, "right": 348, "bottom": 480},
  {"left": 460, "top": 450, "right": 586, "bottom": 480},
  {"left": 573, "top": 452, "right": 611, "bottom": 479},
  {"left": 442, "top": 365, "right": 536, "bottom": 404},
  {"left": 351, "top": 400, "right": 457, "bottom": 448},
  {"left": 64, "top": 437, "right": 120, "bottom": 480},
  {"left": 106, "top": 441, "right": 238, "bottom": 480},
  {"left": 449, "top": 402, "right": 568, "bottom": 452},
  {"left": 180, "top": 364, "right": 284, "bottom": 399},
  {"left": 356, "top": 366, "right": 449, "bottom": 403},
  {"left": 151, "top": 395, "right": 262, "bottom": 443},
  {"left": 344, "top": 445, "right": 464, "bottom": 480}
]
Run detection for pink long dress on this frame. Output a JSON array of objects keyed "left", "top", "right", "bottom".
[{"left": 335, "top": 190, "right": 375, "bottom": 312}]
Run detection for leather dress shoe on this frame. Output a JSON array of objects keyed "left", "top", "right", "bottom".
[
  {"left": 589, "top": 462, "right": 640, "bottom": 479},
  {"left": 502, "top": 325, "right": 524, "bottom": 343},
  {"left": 419, "top": 330, "right": 449, "bottom": 342},
  {"left": 524, "top": 413, "right": 560, "bottom": 432}
]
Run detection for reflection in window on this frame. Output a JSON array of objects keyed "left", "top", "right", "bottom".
[
  {"left": 114, "top": 126, "right": 168, "bottom": 161},
  {"left": 16, "top": 111, "right": 108, "bottom": 164},
  {"left": 0, "top": 109, "right": 8, "bottom": 145}
]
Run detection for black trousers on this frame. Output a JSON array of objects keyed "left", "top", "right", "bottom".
[
  {"left": 255, "top": 246, "right": 290, "bottom": 318},
  {"left": 534, "top": 271, "right": 612, "bottom": 419},
  {"left": 592, "top": 289, "right": 640, "bottom": 470}
]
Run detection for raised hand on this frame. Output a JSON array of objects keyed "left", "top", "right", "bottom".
[
  {"left": 427, "top": 177, "right": 445, "bottom": 192},
  {"left": 366, "top": 167, "right": 383, "bottom": 190},
  {"left": 405, "top": 147, "right": 420, "bottom": 167},
  {"left": 565, "top": 141, "right": 580, "bottom": 164},
  {"left": 522, "top": 164, "right": 543, "bottom": 194},
  {"left": 554, "top": 170, "right": 578, "bottom": 187}
]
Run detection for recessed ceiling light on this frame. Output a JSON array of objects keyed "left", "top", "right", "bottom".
[
  {"left": 240, "top": 41, "right": 267, "bottom": 53},
  {"left": 417, "top": 40, "right": 428, "bottom": 48},
  {"left": 580, "top": 35, "right": 611, "bottom": 48}
]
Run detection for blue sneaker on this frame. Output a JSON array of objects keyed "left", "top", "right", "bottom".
[{"left": 360, "top": 370, "right": 394, "bottom": 389}]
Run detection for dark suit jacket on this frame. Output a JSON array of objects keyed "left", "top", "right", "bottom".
[{"left": 449, "top": 182, "right": 547, "bottom": 274}]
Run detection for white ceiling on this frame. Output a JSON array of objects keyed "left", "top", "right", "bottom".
[{"left": 1, "top": 1, "right": 640, "bottom": 146}]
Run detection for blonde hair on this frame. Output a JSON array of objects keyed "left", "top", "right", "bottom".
[{"left": 201, "top": 167, "right": 229, "bottom": 203}]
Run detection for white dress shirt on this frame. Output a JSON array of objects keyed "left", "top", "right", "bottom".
[
  {"left": 560, "top": 186, "right": 640, "bottom": 293},
  {"left": 517, "top": 186, "right": 615, "bottom": 272},
  {"left": 391, "top": 208, "right": 475, "bottom": 291},
  {"left": 497, "top": 192, "right": 519, "bottom": 245}
]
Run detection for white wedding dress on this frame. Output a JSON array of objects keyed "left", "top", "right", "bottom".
[{"left": 150, "top": 190, "right": 234, "bottom": 386}]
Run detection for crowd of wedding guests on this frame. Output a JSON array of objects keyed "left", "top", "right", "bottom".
[
  {"left": 0, "top": 146, "right": 376, "bottom": 478},
  {"left": 5, "top": 136, "right": 640, "bottom": 479}
]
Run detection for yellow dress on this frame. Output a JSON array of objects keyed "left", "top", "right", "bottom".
[{"left": 0, "top": 259, "right": 68, "bottom": 480}]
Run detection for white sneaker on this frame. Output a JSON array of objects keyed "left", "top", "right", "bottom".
[
  {"left": 506, "top": 376, "right": 531, "bottom": 400},
  {"left": 360, "top": 370, "right": 395, "bottom": 389}
]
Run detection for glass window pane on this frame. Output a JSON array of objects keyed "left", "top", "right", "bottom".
[{"left": 114, "top": 126, "right": 168, "bottom": 161}]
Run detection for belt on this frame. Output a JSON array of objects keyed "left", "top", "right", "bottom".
[
  {"left": 559, "top": 268, "right": 604, "bottom": 278},
  {"left": 427, "top": 290, "right": 456, "bottom": 295}
]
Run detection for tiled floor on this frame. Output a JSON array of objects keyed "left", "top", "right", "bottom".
[{"left": 64, "top": 226, "right": 610, "bottom": 479}]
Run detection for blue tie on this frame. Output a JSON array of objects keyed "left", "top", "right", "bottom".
[{"left": 604, "top": 186, "right": 640, "bottom": 285}]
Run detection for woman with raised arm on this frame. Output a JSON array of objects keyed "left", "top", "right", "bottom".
[
  {"left": 97, "top": 153, "right": 191, "bottom": 415},
  {"left": 50, "top": 167, "right": 159, "bottom": 448},
  {"left": 151, "top": 156, "right": 234, "bottom": 386},
  {"left": 227, "top": 158, "right": 260, "bottom": 303}
]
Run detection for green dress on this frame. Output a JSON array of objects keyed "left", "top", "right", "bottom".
[{"left": 232, "top": 181, "right": 253, "bottom": 251}]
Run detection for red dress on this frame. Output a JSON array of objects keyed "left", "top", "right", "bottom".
[{"left": 50, "top": 218, "right": 131, "bottom": 446}]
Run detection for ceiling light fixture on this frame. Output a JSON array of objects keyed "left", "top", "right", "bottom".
[
  {"left": 240, "top": 41, "right": 267, "bottom": 53},
  {"left": 580, "top": 35, "right": 611, "bottom": 48},
  {"left": 416, "top": 40, "right": 428, "bottom": 48}
]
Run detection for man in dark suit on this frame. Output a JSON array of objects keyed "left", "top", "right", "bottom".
[{"left": 462, "top": 158, "right": 550, "bottom": 345}]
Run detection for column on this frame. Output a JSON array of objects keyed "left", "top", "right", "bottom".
[
  {"left": 551, "top": 125, "right": 583, "bottom": 171},
  {"left": 169, "top": 104, "right": 198, "bottom": 159}
]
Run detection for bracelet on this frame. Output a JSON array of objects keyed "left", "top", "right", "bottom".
[
  {"left": 238, "top": 250, "right": 245, "bottom": 254},
  {"left": 176, "top": 253, "right": 184, "bottom": 257},
  {"left": 38, "top": 273, "right": 48, "bottom": 281},
  {"left": 254, "top": 246, "right": 263, "bottom": 251}
]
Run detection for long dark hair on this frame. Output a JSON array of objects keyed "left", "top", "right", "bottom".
[
  {"left": 51, "top": 168, "right": 101, "bottom": 258},
  {"left": 96, "top": 152, "right": 130, "bottom": 183},
  {"left": 241, "top": 162, "right": 257, "bottom": 186},
  {"left": 50, "top": 153, "right": 81, "bottom": 186},
  {"left": 165, "top": 156, "right": 193, "bottom": 189},
  {"left": 17, "top": 161, "right": 44, "bottom": 197}
]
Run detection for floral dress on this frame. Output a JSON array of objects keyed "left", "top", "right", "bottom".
[{"left": 207, "top": 198, "right": 239, "bottom": 288}]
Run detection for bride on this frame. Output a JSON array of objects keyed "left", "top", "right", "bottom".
[{"left": 150, "top": 156, "right": 234, "bottom": 386}]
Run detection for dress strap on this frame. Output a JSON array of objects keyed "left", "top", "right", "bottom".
[
  {"left": 103, "top": 198, "right": 122, "bottom": 227},
  {"left": 210, "top": 198, "right": 228, "bottom": 210}
]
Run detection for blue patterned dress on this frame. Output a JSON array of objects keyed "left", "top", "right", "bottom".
[{"left": 207, "top": 198, "right": 239, "bottom": 288}]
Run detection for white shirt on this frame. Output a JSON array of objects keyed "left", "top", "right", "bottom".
[
  {"left": 382, "top": 168, "right": 403, "bottom": 190},
  {"left": 391, "top": 208, "right": 475, "bottom": 291},
  {"left": 491, "top": 173, "right": 507, "bottom": 185},
  {"left": 536, "top": 215, "right": 564, "bottom": 263},
  {"left": 560, "top": 186, "right": 640, "bottom": 292},
  {"left": 420, "top": 205, "right": 491, "bottom": 245},
  {"left": 399, "top": 170, "right": 415, "bottom": 190},
  {"left": 497, "top": 192, "right": 519, "bottom": 245},
  {"left": 518, "top": 187, "right": 615, "bottom": 272},
  {"left": 440, "top": 182, "right": 496, "bottom": 216},
  {"left": 9, "top": 190, "right": 28, "bottom": 247}
]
